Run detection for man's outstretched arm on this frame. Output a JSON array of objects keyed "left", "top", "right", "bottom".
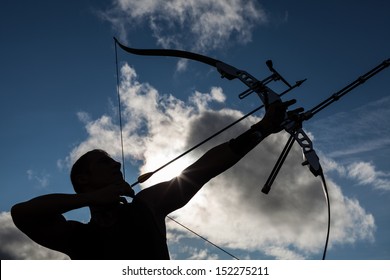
[{"left": 138, "top": 100, "right": 299, "bottom": 215}]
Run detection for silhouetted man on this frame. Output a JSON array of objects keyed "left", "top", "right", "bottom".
[{"left": 11, "top": 100, "right": 298, "bottom": 259}]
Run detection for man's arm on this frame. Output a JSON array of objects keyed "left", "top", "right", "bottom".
[
  {"left": 137, "top": 100, "right": 299, "bottom": 216},
  {"left": 138, "top": 124, "right": 268, "bottom": 216},
  {"left": 11, "top": 181, "right": 133, "bottom": 251},
  {"left": 11, "top": 193, "right": 89, "bottom": 252}
]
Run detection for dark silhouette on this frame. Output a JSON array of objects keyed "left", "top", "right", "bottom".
[{"left": 11, "top": 100, "right": 297, "bottom": 259}]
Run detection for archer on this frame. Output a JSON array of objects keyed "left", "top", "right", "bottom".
[{"left": 11, "top": 100, "right": 299, "bottom": 259}]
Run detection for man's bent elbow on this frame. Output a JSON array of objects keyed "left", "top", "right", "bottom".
[{"left": 11, "top": 202, "right": 31, "bottom": 230}]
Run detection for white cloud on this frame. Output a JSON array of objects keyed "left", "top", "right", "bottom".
[
  {"left": 26, "top": 169, "right": 50, "bottom": 189},
  {"left": 327, "top": 138, "right": 390, "bottom": 158},
  {"left": 59, "top": 64, "right": 376, "bottom": 259},
  {"left": 305, "top": 96, "right": 390, "bottom": 192},
  {"left": 0, "top": 212, "right": 69, "bottom": 260},
  {"left": 309, "top": 95, "right": 390, "bottom": 158},
  {"left": 318, "top": 152, "right": 390, "bottom": 191},
  {"left": 263, "top": 246, "right": 305, "bottom": 260},
  {"left": 101, "top": 0, "right": 267, "bottom": 53},
  {"left": 347, "top": 161, "right": 390, "bottom": 191},
  {"left": 186, "top": 248, "right": 220, "bottom": 260}
]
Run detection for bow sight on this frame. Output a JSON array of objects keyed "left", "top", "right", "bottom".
[{"left": 214, "top": 57, "right": 322, "bottom": 194}]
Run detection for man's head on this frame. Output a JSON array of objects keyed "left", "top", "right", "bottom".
[{"left": 70, "top": 149, "right": 123, "bottom": 194}]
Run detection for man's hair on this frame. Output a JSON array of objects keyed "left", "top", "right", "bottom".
[{"left": 70, "top": 149, "right": 109, "bottom": 193}]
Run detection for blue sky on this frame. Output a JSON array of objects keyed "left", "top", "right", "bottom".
[{"left": 1, "top": 0, "right": 389, "bottom": 260}]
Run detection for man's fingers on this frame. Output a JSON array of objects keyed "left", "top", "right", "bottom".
[
  {"left": 104, "top": 181, "right": 135, "bottom": 199},
  {"left": 121, "top": 182, "right": 136, "bottom": 198},
  {"left": 126, "top": 188, "right": 135, "bottom": 198}
]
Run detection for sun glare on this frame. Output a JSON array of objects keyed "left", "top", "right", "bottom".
[{"left": 139, "top": 153, "right": 195, "bottom": 187}]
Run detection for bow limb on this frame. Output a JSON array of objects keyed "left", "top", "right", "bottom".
[
  {"left": 114, "top": 37, "right": 218, "bottom": 67},
  {"left": 113, "top": 37, "right": 285, "bottom": 108},
  {"left": 113, "top": 37, "right": 281, "bottom": 105},
  {"left": 114, "top": 37, "right": 240, "bottom": 80}
]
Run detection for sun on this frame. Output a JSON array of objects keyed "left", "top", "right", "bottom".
[{"left": 139, "top": 153, "right": 195, "bottom": 187}]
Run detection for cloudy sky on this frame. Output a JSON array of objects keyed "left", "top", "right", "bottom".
[{"left": 1, "top": 0, "right": 389, "bottom": 260}]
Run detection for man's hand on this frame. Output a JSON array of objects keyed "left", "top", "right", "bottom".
[
  {"left": 86, "top": 181, "right": 135, "bottom": 207},
  {"left": 254, "top": 99, "right": 303, "bottom": 135}
]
